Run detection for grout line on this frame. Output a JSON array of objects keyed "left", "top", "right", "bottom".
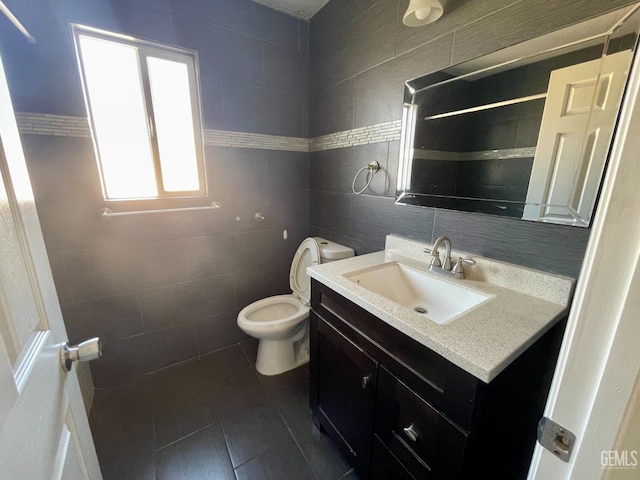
[
  {"left": 154, "top": 420, "right": 219, "bottom": 452},
  {"left": 215, "top": 421, "right": 239, "bottom": 476},
  {"left": 277, "top": 405, "right": 320, "bottom": 480},
  {"left": 238, "top": 339, "right": 256, "bottom": 365}
]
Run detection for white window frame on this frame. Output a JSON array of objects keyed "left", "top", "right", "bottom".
[{"left": 72, "top": 24, "right": 207, "bottom": 202}]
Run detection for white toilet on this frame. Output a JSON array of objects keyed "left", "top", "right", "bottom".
[{"left": 237, "top": 237, "right": 354, "bottom": 376}]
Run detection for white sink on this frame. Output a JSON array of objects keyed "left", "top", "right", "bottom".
[{"left": 345, "top": 262, "right": 491, "bottom": 324}]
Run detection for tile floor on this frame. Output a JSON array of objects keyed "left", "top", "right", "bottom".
[{"left": 89, "top": 339, "right": 359, "bottom": 480}]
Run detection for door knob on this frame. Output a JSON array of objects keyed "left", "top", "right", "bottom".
[
  {"left": 60, "top": 337, "right": 102, "bottom": 372},
  {"left": 362, "top": 374, "right": 372, "bottom": 389}
]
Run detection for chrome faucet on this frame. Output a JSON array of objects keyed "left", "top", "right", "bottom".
[{"left": 424, "top": 236, "right": 476, "bottom": 279}]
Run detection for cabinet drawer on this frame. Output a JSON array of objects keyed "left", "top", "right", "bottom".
[{"left": 375, "top": 367, "right": 468, "bottom": 479}]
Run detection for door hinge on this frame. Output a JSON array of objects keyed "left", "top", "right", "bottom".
[{"left": 537, "top": 417, "right": 576, "bottom": 462}]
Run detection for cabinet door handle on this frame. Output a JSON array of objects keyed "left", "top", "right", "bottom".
[
  {"left": 403, "top": 424, "right": 419, "bottom": 442},
  {"left": 362, "top": 374, "right": 372, "bottom": 389}
]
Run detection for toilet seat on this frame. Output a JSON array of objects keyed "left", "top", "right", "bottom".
[
  {"left": 237, "top": 294, "right": 309, "bottom": 336},
  {"left": 289, "top": 237, "right": 320, "bottom": 304}
]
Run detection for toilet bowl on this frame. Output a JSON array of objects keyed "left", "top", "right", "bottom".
[{"left": 237, "top": 237, "right": 354, "bottom": 376}]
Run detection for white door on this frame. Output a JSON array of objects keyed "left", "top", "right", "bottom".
[
  {"left": 0, "top": 52, "right": 102, "bottom": 479},
  {"left": 523, "top": 50, "right": 632, "bottom": 225},
  {"left": 527, "top": 40, "right": 640, "bottom": 480}
]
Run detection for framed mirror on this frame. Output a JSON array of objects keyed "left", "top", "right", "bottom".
[{"left": 396, "top": 4, "right": 640, "bottom": 227}]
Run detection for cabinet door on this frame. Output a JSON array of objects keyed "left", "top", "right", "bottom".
[
  {"left": 371, "top": 436, "right": 417, "bottom": 480},
  {"left": 316, "top": 314, "right": 377, "bottom": 478}
]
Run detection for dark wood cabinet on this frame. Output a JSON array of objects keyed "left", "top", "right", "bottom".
[
  {"left": 313, "top": 316, "right": 377, "bottom": 477},
  {"left": 310, "top": 279, "right": 565, "bottom": 480}
]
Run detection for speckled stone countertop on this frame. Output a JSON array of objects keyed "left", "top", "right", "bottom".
[{"left": 308, "top": 235, "right": 575, "bottom": 383}]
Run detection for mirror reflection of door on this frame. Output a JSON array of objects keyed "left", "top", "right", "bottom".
[
  {"left": 523, "top": 50, "right": 633, "bottom": 225},
  {"left": 396, "top": 5, "right": 640, "bottom": 227}
]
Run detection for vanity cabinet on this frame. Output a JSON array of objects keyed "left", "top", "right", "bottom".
[{"left": 310, "top": 279, "right": 565, "bottom": 479}]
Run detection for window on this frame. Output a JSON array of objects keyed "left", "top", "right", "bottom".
[{"left": 73, "top": 26, "right": 206, "bottom": 201}]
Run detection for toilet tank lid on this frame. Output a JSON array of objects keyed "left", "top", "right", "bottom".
[{"left": 314, "top": 237, "right": 355, "bottom": 260}]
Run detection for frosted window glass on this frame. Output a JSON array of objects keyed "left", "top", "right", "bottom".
[
  {"left": 79, "top": 36, "right": 157, "bottom": 199},
  {"left": 147, "top": 57, "right": 200, "bottom": 192}
]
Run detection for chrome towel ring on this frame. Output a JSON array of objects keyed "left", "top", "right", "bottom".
[{"left": 351, "top": 161, "right": 380, "bottom": 194}]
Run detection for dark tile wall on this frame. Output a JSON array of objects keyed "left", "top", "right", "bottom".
[
  {"left": 309, "top": 0, "right": 637, "bottom": 279},
  {"left": 0, "top": 0, "right": 310, "bottom": 387}
]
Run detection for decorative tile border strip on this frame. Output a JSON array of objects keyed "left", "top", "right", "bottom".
[
  {"left": 16, "top": 112, "right": 309, "bottom": 151},
  {"left": 412, "top": 147, "right": 537, "bottom": 161},
  {"left": 203, "top": 129, "right": 308, "bottom": 152},
  {"left": 309, "top": 120, "right": 402, "bottom": 152},
  {"left": 16, "top": 112, "right": 403, "bottom": 153},
  {"left": 16, "top": 112, "right": 91, "bottom": 137}
]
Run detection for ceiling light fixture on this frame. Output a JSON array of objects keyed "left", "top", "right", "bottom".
[{"left": 402, "top": 0, "right": 444, "bottom": 27}]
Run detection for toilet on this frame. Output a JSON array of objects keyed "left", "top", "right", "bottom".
[{"left": 237, "top": 237, "right": 354, "bottom": 376}]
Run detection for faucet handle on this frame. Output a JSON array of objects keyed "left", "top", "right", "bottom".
[
  {"left": 452, "top": 257, "right": 476, "bottom": 279},
  {"left": 424, "top": 247, "right": 442, "bottom": 267},
  {"left": 457, "top": 257, "right": 476, "bottom": 266}
]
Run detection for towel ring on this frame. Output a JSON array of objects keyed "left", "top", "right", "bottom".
[{"left": 351, "top": 161, "right": 380, "bottom": 195}]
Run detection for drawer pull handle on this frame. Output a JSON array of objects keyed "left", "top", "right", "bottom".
[
  {"left": 403, "top": 424, "right": 419, "bottom": 442},
  {"left": 362, "top": 374, "right": 372, "bottom": 389}
]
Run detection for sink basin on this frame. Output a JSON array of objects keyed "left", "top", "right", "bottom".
[{"left": 345, "top": 262, "right": 491, "bottom": 324}]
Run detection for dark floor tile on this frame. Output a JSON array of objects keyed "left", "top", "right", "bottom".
[
  {"left": 152, "top": 359, "right": 216, "bottom": 449},
  {"left": 270, "top": 377, "right": 352, "bottom": 480},
  {"left": 91, "top": 374, "right": 154, "bottom": 415},
  {"left": 200, "top": 345, "right": 251, "bottom": 383},
  {"left": 91, "top": 347, "right": 349, "bottom": 480},
  {"left": 90, "top": 378, "right": 155, "bottom": 480},
  {"left": 204, "top": 369, "right": 293, "bottom": 467},
  {"left": 239, "top": 338, "right": 258, "bottom": 365},
  {"left": 154, "top": 406, "right": 213, "bottom": 450},
  {"left": 234, "top": 431, "right": 315, "bottom": 480},
  {"left": 156, "top": 423, "right": 235, "bottom": 480},
  {"left": 257, "top": 364, "right": 310, "bottom": 400}
]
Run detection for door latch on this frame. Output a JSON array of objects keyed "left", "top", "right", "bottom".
[{"left": 537, "top": 417, "right": 575, "bottom": 462}]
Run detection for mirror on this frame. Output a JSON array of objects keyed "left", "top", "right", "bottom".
[{"left": 396, "top": 5, "right": 640, "bottom": 227}]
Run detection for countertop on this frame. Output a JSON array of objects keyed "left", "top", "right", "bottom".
[{"left": 307, "top": 235, "right": 575, "bottom": 383}]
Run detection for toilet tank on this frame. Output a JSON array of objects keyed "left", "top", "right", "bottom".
[{"left": 314, "top": 237, "right": 355, "bottom": 264}]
